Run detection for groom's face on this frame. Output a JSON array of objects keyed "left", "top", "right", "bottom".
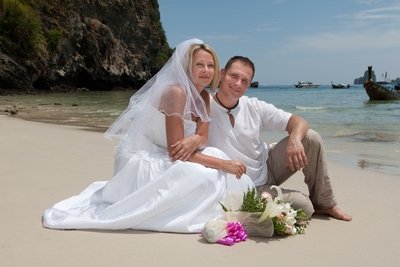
[{"left": 220, "top": 61, "right": 253, "bottom": 98}]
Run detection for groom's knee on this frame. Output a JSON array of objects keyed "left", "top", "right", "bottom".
[{"left": 303, "top": 129, "right": 323, "bottom": 148}]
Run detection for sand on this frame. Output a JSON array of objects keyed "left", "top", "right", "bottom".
[{"left": 1, "top": 115, "right": 399, "bottom": 267}]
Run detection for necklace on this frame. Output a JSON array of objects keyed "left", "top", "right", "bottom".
[{"left": 215, "top": 93, "right": 239, "bottom": 114}]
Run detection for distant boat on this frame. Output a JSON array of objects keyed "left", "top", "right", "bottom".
[
  {"left": 364, "top": 66, "right": 400, "bottom": 101},
  {"left": 250, "top": 81, "right": 259, "bottom": 88},
  {"left": 331, "top": 82, "right": 350, "bottom": 89},
  {"left": 294, "top": 81, "right": 320, "bottom": 88}
]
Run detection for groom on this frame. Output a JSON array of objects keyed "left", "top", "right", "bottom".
[{"left": 208, "top": 56, "right": 351, "bottom": 221}]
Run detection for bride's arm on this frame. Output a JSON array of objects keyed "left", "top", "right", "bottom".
[
  {"left": 165, "top": 105, "right": 207, "bottom": 161},
  {"left": 170, "top": 120, "right": 208, "bottom": 160},
  {"left": 164, "top": 89, "right": 246, "bottom": 178},
  {"left": 189, "top": 152, "right": 247, "bottom": 179},
  {"left": 169, "top": 90, "right": 210, "bottom": 161},
  {"left": 166, "top": 116, "right": 246, "bottom": 178}
]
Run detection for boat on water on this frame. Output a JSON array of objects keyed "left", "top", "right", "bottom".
[
  {"left": 331, "top": 82, "right": 350, "bottom": 89},
  {"left": 250, "top": 81, "right": 259, "bottom": 88},
  {"left": 294, "top": 81, "right": 320, "bottom": 88},
  {"left": 364, "top": 66, "right": 400, "bottom": 101}
]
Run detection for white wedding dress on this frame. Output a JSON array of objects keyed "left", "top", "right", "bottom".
[{"left": 43, "top": 108, "right": 254, "bottom": 233}]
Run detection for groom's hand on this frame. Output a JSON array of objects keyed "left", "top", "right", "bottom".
[{"left": 285, "top": 136, "right": 308, "bottom": 172}]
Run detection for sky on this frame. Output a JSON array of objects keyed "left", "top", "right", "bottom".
[{"left": 158, "top": 0, "right": 400, "bottom": 85}]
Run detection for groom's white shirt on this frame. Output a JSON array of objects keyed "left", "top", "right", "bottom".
[{"left": 208, "top": 95, "right": 291, "bottom": 186}]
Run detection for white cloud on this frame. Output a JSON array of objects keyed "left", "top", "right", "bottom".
[
  {"left": 353, "top": 5, "right": 400, "bottom": 23},
  {"left": 285, "top": 28, "right": 400, "bottom": 52},
  {"left": 355, "top": 0, "right": 387, "bottom": 5},
  {"left": 277, "top": 2, "right": 400, "bottom": 53}
]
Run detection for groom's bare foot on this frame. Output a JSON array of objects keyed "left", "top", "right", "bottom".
[{"left": 315, "top": 206, "right": 352, "bottom": 221}]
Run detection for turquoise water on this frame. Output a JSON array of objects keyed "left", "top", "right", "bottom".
[
  {"left": 248, "top": 85, "right": 399, "bottom": 175},
  {"left": 1, "top": 85, "right": 399, "bottom": 175},
  {"left": 248, "top": 85, "right": 400, "bottom": 142}
]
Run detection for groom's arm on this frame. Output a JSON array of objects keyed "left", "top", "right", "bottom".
[{"left": 285, "top": 115, "right": 309, "bottom": 171}]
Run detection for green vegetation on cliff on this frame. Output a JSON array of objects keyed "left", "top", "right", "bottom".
[
  {"left": 0, "top": 0, "right": 44, "bottom": 52},
  {"left": 0, "top": 0, "right": 171, "bottom": 93}
]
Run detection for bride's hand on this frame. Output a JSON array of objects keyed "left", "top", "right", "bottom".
[
  {"left": 170, "top": 135, "right": 201, "bottom": 161},
  {"left": 220, "top": 160, "right": 247, "bottom": 179}
]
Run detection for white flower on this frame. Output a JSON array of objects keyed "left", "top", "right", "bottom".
[
  {"left": 259, "top": 186, "right": 286, "bottom": 222},
  {"left": 285, "top": 208, "right": 298, "bottom": 226},
  {"left": 261, "top": 191, "right": 272, "bottom": 200},
  {"left": 259, "top": 199, "right": 282, "bottom": 222},
  {"left": 290, "top": 226, "right": 297, "bottom": 235}
]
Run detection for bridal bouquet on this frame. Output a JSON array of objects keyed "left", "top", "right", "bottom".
[{"left": 201, "top": 186, "right": 310, "bottom": 246}]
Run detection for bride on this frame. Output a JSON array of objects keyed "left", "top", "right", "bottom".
[{"left": 43, "top": 38, "right": 254, "bottom": 233}]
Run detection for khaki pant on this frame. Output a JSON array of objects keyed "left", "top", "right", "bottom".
[{"left": 257, "top": 129, "right": 337, "bottom": 218}]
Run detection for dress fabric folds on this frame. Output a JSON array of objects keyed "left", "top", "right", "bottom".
[{"left": 43, "top": 108, "right": 254, "bottom": 233}]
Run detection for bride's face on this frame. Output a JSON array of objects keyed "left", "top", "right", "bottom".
[{"left": 191, "top": 49, "right": 215, "bottom": 92}]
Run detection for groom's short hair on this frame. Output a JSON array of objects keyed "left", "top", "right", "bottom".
[{"left": 224, "top": 56, "right": 255, "bottom": 79}]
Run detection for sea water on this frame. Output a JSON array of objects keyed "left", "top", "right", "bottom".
[
  {"left": 248, "top": 85, "right": 399, "bottom": 176},
  {"left": 1, "top": 84, "right": 399, "bottom": 175}
]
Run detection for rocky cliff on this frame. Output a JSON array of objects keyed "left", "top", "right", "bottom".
[
  {"left": 354, "top": 68, "right": 376, "bottom": 84},
  {"left": 0, "top": 0, "right": 171, "bottom": 94}
]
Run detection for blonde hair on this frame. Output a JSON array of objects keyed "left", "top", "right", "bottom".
[{"left": 186, "top": 43, "right": 220, "bottom": 89}]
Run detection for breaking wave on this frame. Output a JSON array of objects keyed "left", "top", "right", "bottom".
[
  {"left": 295, "top": 106, "right": 327, "bottom": 111},
  {"left": 335, "top": 129, "right": 400, "bottom": 142}
]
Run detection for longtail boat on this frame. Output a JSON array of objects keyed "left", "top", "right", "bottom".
[
  {"left": 363, "top": 66, "right": 400, "bottom": 101},
  {"left": 331, "top": 82, "right": 350, "bottom": 89}
]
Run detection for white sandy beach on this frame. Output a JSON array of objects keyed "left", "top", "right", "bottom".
[{"left": 1, "top": 114, "right": 399, "bottom": 267}]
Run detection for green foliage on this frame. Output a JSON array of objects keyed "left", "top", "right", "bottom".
[
  {"left": 0, "top": 0, "right": 44, "bottom": 52},
  {"left": 219, "top": 201, "right": 229, "bottom": 212},
  {"left": 45, "top": 28, "right": 63, "bottom": 51},
  {"left": 293, "top": 209, "right": 310, "bottom": 234},
  {"left": 272, "top": 217, "right": 286, "bottom": 236},
  {"left": 150, "top": 43, "right": 173, "bottom": 74},
  {"left": 294, "top": 209, "right": 308, "bottom": 221},
  {"left": 239, "top": 188, "right": 265, "bottom": 212},
  {"left": 148, "top": 0, "right": 160, "bottom": 21}
]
